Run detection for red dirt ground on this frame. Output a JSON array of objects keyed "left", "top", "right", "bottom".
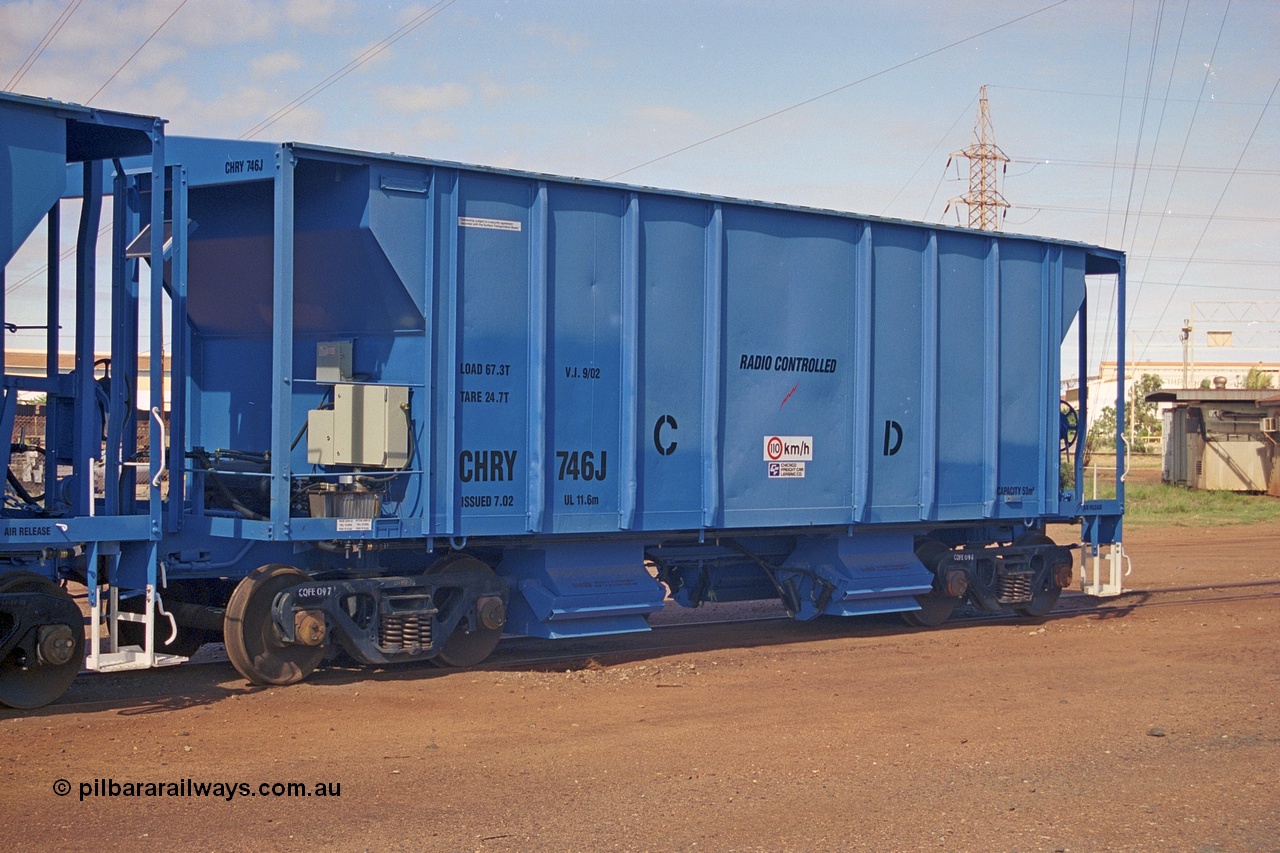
[{"left": 1, "top": 521, "right": 1278, "bottom": 852}]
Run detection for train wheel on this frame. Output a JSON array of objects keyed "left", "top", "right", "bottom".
[
  {"left": 901, "top": 593, "right": 958, "bottom": 627},
  {"left": 0, "top": 572, "right": 84, "bottom": 709},
  {"left": 1013, "top": 533, "right": 1062, "bottom": 618},
  {"left": 427, "top": 555, "right": 503, "bottom": 668},
  {"left": 224, "top": 565, "right": 325, "bottom": 686},
  {"left": 902, "top": 539, "right": 960, "bottom": 627}
]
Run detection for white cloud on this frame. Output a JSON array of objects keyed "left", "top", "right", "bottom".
[
  {"left": 375, "top": 82, "right": 470, "bottom": 113},
  {"left": 477, "top": 74, "right": 544, "bottom": 104},
  {"left": 630, "top": 104, "right": 705, "bottom": 128},
  {"left": 175, "top": 84, "right": 278, "bottom": 135},
  {"left": 284, "top": 0, "right": 343, "bottom": 30},
  {"left": 329, "top": 114, "right": 460, "bottom": 160},
  {"left": 177, "top": 0, "right": 276, "bottom": 48},
  {"left": 173, "top": 82, "right": 332, "bottom": 140},
  {"left": 0, "top": 0, "right": 271, "bottom": 104},
  {"left": 250, "top": 50, "right": 306, "bottom": 77},
  {"left": 408, "top": 115, "right": 461, "bottom": 144},
  {"left": 0, "top": 1, "right": 59, "bottom": 54},
  {"left": 393, "top": 3, "right": 436, "bottom": 28},
  {"left": 520, "top": 22, "right": 589, "bottom": 53},
  {"left": 257, "top": 102, "right": 327, "bottom": 141}
]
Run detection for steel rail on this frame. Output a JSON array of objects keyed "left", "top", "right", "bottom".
[{"left": 8, "top": 579, "right": 1278, "bottom": 716}]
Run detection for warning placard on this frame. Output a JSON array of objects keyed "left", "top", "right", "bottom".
[
  {"left": 763, "top": 435, "right": 813, "bottom": 462},
  {"left": 458, "top": 216, "right": 522, "bottom": 232}
]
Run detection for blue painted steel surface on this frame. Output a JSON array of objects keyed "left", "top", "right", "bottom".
[
  {"left": 0, "top": 93, "right": 168, "bottom": 567},
  {"left": 0, "top": 93, "right": 178, "bottom": 706},
  {"left": 165, "top": 139, "right": 1118, "bottom": 541},
  {"left": 500, "top": 542, "right": 664, "bottom": 639},
  {"left": 1, "top": 92, "right": 1129, "bottom": 706},
  {"left": 154, "top": 137, "right": 1124, "bottom": 635},
  {"left": 780, "top": 532, "right": 934, "bottom": 620},
  {"left": 1, "top": 105, "right": 66, "bottom": 269}
]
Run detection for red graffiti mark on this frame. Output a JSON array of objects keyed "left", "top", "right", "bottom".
[{"left": 779, "top": 382, "right": 799, "bottom": 411}]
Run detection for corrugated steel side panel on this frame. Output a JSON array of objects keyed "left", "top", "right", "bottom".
[{"left": 180, "top": 145, "right": 1089, "bottom": 539}]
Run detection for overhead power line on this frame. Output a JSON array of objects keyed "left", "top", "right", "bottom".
[
  {"left": 240, "top": 0, "right": 460, "bottom": 140},
  {"left": 989, "top": 83, "right": 1268, "bottom": 107},
  {"left": 5, "top": 220, "right": 115, "bottom": 297},
  {"left": 1130, "top": 0, "right": 1234, "bottom": 349},
  {"left": 1114, "top": 0, "right": 1168, "bottom": 253},
  {"left": 1011, "top": 157, "right": 1278, "bottom": 176},
  {"left": 605, "top": 0, "right": 1071, "bottom": 180},
  {"left": 880, "top": 96, "right": 975, "bottom": 220},
  {"left": 5, "top": 0, "right": 85, "bottom": 91},
  {"left": 1132, "top": 255, "right": 1279, "bottom": 267},
  {"left": 1091, "top": 0, "right": 1136, "bottom": 374},
  {"left": 5, "top": 1, "right": 189, "bottom": 299},
  {"left": 86, "top": 0, "right": 190, "bottom": 105},
  {"left": 1014, "top": 203, "right": 1280, "bottom": 223},
  {"left": 1127, "top": 280, "right": 1280, "bottom": 295},
  {"left": 1146, "top": 76, "right": 1280, "bottom": 346}
]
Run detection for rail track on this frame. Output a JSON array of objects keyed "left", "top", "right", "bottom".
[
  {"left": 4, "top": 577, "right": 1276, "bottom": 717},
  {"left": 486, "top": 578, "right": 1280, "bottom": 671}
]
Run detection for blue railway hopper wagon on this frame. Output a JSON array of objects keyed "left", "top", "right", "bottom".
[
  {"left": 0, "top": 93, "right": 1128, "bottom": 708},
  {"left": 0, "top": 93, "right": 173, "bottom": 707}
]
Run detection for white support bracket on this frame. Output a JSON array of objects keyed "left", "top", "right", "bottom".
[
  {"left": 1080, "top": 541, "right": 1129, "bottom": 598},
  {"left": 85, "top": 581, "right": 187, "bottom": 673}
]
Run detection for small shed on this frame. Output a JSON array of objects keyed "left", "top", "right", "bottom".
[
  {"left": 1146, "top": 389, "right": 1275, "bottom": 493},
  {"left": 1259, "top": 392, "right": 1280, "bottom": 497}
]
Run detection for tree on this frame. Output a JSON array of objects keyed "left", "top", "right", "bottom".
[
  {"left": 1086, "top": 403, "right": 1119, "bottom": 451},
  {"left": 1086, "top": 373, "right": 1163, "bottom": 453},
  {"left": 1244, "top": 366, "right": 1274, "bottom": 390}
]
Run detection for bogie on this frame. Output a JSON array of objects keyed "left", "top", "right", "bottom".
[{"left": 0, "top": 573, "right": 85, "bottom": 709}]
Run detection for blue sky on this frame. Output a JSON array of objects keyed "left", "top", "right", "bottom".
[{"left": 2, "top": 0, "right": 1277, "bottom": 376}]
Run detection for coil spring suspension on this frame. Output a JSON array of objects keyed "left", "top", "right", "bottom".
[
  {"left": 380, "top": 608, "right": 433, "bottom": 652},
  {"left": 997, "top": 573, "right": 1033, "bottom": 604}
]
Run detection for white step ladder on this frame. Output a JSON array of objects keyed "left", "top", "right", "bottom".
[
  {"left": 85, "top": 555, "right": 188, "bottom": 672},
  {"left": 1080, "top": 540, "right": 1129, "bottom": 598}
]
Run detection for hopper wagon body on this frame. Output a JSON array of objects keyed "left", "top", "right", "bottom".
[{"left": 0, "top": 92, "right": 1127, "bottom": 707}]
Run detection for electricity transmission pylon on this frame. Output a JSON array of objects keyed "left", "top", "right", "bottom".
[{"left": 945, "top": 85, "right": 1009, "bottom": 231}]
